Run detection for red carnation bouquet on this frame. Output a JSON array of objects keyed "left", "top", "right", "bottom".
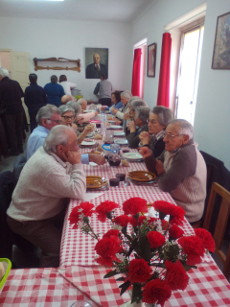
[{"left": 69, "top": 198, "right": 215, "bottom": 306}]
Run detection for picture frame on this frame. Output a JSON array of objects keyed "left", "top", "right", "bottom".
[
  {"left": 85, "top": 47, "right": 108, "bottom": 79},
  {"left": 212, "top": 12, "right": 230, "bottom": 69},
  {"left": 147, "top": 43, "right": 157, "bottom": 77}
]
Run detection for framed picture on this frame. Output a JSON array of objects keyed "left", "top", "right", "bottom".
[
  {"left": 212, "top": 12, "right": 230, "bottom": 69},
  {"left": 85, "top": 47, "right": 108, "bottom": 79},
  {"left": 147, "top": 43, "right": 157, "bottom": 77}
]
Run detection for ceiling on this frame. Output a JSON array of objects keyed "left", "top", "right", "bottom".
[{"left": 0, "top": 0, "right": 154, "bottom": 22}]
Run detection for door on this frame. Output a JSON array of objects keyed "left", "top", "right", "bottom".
[{"left": 175, "top": 24, "right": 204, "bottom": 124}]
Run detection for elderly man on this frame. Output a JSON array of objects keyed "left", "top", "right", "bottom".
[
  {"left": 139, "top": 119, "right": 207, "bottom": 223},
  {"left": 26, "top": 104, "right": 105, "bottom": 165},
  {"left": 7, "top": 125, "right": 86, "bottom": 267},
  {"left": 86, "top": 53, "right": 107, "bottom": 79},
  {"left": 76, "top": 98, "right": 98, "bottom": 123}
]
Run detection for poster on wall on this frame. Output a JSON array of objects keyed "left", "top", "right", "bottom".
[
  {"left": 85, "top": 48, "right": 108, "bottom": 79},
  {"left": 212, "top": 11, "right": 230, "bottom": 69}
]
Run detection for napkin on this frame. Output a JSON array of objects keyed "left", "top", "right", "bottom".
[{"left": 58, "top": 266, "right": 130, "bottom": 307}]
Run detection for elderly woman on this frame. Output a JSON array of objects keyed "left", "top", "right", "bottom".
[
  {"left": 126, "top": 106, "right": 150, "bottom": 148},
  {"left": 139, "top": 106, "right": 173, "bottom": 157},
  {"left": 59, "top": 104, "right": 94, "bottom": 144},
  {"left": 111, "top": 90, "right": 132, "bottom": 120},
  {"left": 124, "top": 97, "right": 146, "bottom": 134},
  {"left": 76, "top": 98, "right": 98, "bottom": 124}
]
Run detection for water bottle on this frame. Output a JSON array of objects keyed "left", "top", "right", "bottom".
[{"left": 100, "top": 113, "right": 106, "bottom": 137}]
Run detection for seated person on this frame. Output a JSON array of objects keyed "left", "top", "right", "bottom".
[
  {"left": 139, "top": 106, "right": 173, "bottom": 157},
  {"left": 124, "top": 97, "right": 146, "bottom": 134},
  {"left": 59, "top": 104, "right": 95, "bottom": 144},
  {"left": 76, "top": 98, "right": 98, "bottom": 123},
  {"left": 7, "top": 125, "right": 86, "bottom": 267},
  {"left": 111, "top": 90, "right": 132, "bottom": 120},
  {"left": 26, "top": 104, "right": 104, "bottom": 165},
  {"left": 126, "top": 106, "right": 150, "bottom": 148},
  {"left": 102, "top": 91, "right": 123, "bottom": 112},
  {"left": 61, "top": 94, "right": 76, "bottom": 104},
  {"left": 139, "top": 119, "right": 207, "bottom": 223}
]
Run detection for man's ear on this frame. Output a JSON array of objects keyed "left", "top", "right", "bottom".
[
  {"left": 182, "top": 134, "right": 190, "bottom": 144},
  {"left": 56, "top": 144, "right": 64, "bottom": 154}
]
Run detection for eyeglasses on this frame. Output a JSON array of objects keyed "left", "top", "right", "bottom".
[
  {"left": 47, "top": 118, "right": 62, "bottom": 124},
  {"left": 147, "top": 119, "right": 158, "bottom": 125},
  {"left": 62, "top": 115, "right": 74, "bottom": 120},
  {"left": 163, "top": 132, "right": 182, "bottom": 139}
]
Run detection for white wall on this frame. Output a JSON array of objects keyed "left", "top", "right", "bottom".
[
  {"left": 0, "top": 17, "right": 132, "bottom": 100},
  {"left": 131, "top": 0, "right": 230, "bottom": 170}
]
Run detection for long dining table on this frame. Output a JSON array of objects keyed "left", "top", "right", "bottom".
[{"left": 1, "top": 124, "right": 230, "bottom": 306}]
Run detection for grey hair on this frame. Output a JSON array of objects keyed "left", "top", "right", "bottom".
[
  {"left": 135, "top": 106, "right": 150, "bottom": 122},
  {"left": 120, "top": 90, "right": 132, "bottom": 100},
  {"left": 36, "top": 104, "right": 60, "bottom": 124},
  {"left": 66, "top": 101, "right": 81, "bottom": 115},
  {"left": 44, "top": 125, "right": 73, "bottom": 153},
  {"left": 169, "top": 119, "right": 194, "bottom": 140},
  {"left": 152, "top": 106, "right": 173, "bottom": 127},
  {"left": 0, "top": 67, "right": 9, "bottom": 77},
  {"left": 130, "top": 98, "right": 146, "bottom": 109},
  {"left": 59, "top": 104, "right": 75, "bottom": 116},
  {"left": 77, "top": 98, "right": 87, "bottom": 106}
]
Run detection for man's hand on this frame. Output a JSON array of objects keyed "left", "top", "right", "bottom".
[
  {"left": 111, "top": 108, "right": 118, "bottom": 115},
  {"left": 89, "top": 153, "right": 106, "bottom": 165},
  {"left": 138, "top": 146, "right": 153, "bottom": 158},
  {"left": 64, "top": 150, "right": 81, "bottom": 164},
  {"left": 139, "top": 131, "right": 151, "bottom": 145},
  {"left": 155, "top": 159, "right": 165, "bottom": 175}
]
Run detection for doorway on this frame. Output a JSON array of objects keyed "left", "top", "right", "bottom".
[{"left": 175, "top": 22, "right": 204, "bottom": 124}]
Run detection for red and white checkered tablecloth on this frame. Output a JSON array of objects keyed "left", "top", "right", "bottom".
[
  {"left": 0, "top": 267, "right": 97, "bottom": 306},
  {"left": 60, "top": 183, "right": 192, "bottom": 267}
]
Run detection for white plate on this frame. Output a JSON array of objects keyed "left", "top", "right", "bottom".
[
  {"left": 122, "top": 152, "right": 143, "bottom": 161},
  {"left": 89, "top": 162, "right": 98, "bottom": 166},
  {"left": 81, "top": 140, "right": 96, "bottom": 146},
  {"left": 114, "top": 139, "right": 128, "bottom": 145},
  {"left": 113, "top": 131, "right": 125, "bottom": 137},
  {"left": 109, "top": 125, "right": 123, "bottom": 130}
]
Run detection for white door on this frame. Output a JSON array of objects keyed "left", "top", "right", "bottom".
[{"left": 175, "top": 25, "right": 204, "bottom": 124}]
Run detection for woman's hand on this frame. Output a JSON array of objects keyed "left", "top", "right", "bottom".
[{"left": 139, "top": 131, "right": 151, "bottom": 145}]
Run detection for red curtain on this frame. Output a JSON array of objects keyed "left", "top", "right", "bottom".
[
  {"left": 157, "top": 32, "right": 172, "bottom": 107},
  {"left": 131, "top": 48, "right": 142, "bottom": 96}
]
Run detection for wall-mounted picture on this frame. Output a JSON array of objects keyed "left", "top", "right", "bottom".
[
  {"left": 85, "top": 47, "right": 108, "bottom": 79},
  {"left": 147, "top": 43, "right": 157, "bottom": 77},
  {"left": 212, "top": 11, "right": 230, "bottom": 69}
]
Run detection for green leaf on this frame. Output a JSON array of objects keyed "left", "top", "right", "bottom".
[
  {"left": 104, "top": 270, "right": 118, "bottom": 278},
  {"left": 119, "top": 280, "right": 131, "bottom": 296}
]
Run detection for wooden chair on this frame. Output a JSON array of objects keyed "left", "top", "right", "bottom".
[{"left": 203, "top": 182, "right": 230, "bottom": 279}]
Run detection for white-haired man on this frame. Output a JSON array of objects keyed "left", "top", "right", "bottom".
[
  {"left": 139, "top": 119, "right": 207, "bottom": 224},
  {"left": 26, "top": 104, "right": 105, "bottom": 165},
  {"left": 7, "top": 125, "right": 86, "bottom": 267}
]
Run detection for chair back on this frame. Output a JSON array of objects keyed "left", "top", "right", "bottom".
[{"left": 203, "top": 182, "right": 230, "bottom": 279}]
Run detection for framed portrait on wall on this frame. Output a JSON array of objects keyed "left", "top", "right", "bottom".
[
  {"left": 212, "top": 11, "right": 230, "bottom": 69},
  {"left": 147, "top": 43, "right": 157, "bottom": 77},
  {"left": 85, "top": 47, "right": 108, "bottom": 79}
]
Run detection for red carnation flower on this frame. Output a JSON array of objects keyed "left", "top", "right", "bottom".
[
  {"left": 113, "top": 215, "right": 130, "bottom": 227},
  {"left": 129, "top": 216, "right": 138, "bottom": 227},
  {"left": 194, "top": 228, "right": 215, "bottom": 252},
  {"left": 169, "top": 224, "right": 184, "bottom": 239},
  {"left": 153, "top": 201, "right": 185, "bottom": 224},
  {"left": 142, "top": 279, "right": 171, "bottom": 305},
  {"left": 138, "top": 215, "right": 147, "bottom": 225},
  {"left": 103, "top": 229, "right": 120, "bottom": 238},
  {"left": 95, "top": 236, "right": 121, "bottom": 258},
  {"left": 95, "top": 201, "right": 119, "bottom": 222},
  {"left": 147, "top": 231, "right": 166, "bottom": 249},
  {"left": 69, "top": 202, "right": 94, "bottom": 228},
  {"left": 178, "top": 235, "right": 205, "bottom": 265},
  {"left": 122, "top": 197, "right": 148, "bottom": 215},
  {"left": 165, "top": 260, "right": 189, "bottom": 290},
  {"left": 128, "top": 259, "right": 152, "bottom": 283}
]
